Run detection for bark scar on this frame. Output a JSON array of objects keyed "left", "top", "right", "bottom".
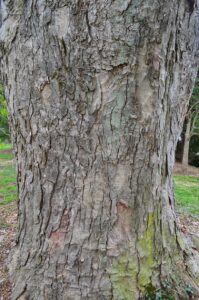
[
  {"left": 108, "top": 200, "right": 132, "bottom": 256},
  {"left": 48, "top": 209, "right": 71, "bottom": 252}
]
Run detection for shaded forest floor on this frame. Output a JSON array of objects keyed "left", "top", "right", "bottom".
[{"left": 0, "top": 147, "right": 198, "bottom": 299}]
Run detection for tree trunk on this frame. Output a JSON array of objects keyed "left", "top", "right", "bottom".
[
  {"left": 182, "top": 117, "right": 191, "bottom": 168},
  {"left": 0, "top": 1, "right": 199, "bottom": 299}
]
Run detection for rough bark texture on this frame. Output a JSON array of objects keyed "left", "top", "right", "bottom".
[{"left": 0, "top": 0, "right": 199, "bottom": 299}]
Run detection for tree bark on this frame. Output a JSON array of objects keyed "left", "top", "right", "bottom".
[
  {"left": 182, "top": 117, "right": 191, "bottom": 168},
  {"left": 0, "top": 1, "right": 199, "bottom": 299}
]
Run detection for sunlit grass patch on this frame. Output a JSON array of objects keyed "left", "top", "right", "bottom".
[
  {"left": 0, "top": 144, "right": 16, "bottom": 204},
  {"left": 0, "top": 153, "right": 13, "bottom": 160},
  {"left": 0, "top": 143, "right": 12, "bottom": 151},
  {"left": 0, "top": 143, "right": 13, "bottom": 160},
  {"left": 174, "top": 175, "right": 199, "bottom": 217}
]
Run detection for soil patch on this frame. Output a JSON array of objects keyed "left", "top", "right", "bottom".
[
  {"left": 0, "top": 151, "right": 12, "bottom": 155},
  {"left": 174, "top": 163, "right": 199, "bottom": 176},
  {"left": 0, "top": 203, "right": 17, "bottom": 300}
]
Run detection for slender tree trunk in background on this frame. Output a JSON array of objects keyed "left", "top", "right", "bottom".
[
  {"left": 0, "top": 1, "right": 199, "bottom": 299},
  {"left": 182, "top": 117, "right": 191, "bottom": 168}
]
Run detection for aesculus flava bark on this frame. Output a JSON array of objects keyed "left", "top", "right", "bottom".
[{"left": 0, "top": 0, "right": 199, "bottom": 299}]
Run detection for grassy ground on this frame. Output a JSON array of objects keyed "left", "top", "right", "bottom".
[
  {"left": 174, "top": 175, "right": 199, "bottom": 218},
  {"left": 0, "top": 143, "right": 12, "bottom": 151},
  {"left": 0, "top": 143, "right": 16, "bottom": 205}
]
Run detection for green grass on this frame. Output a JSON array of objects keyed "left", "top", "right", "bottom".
[
  {"left": 0, "top": 143, "right": 16, "bottom": 205},
  {"left": 0, "top": 163, "right": 17, "bottom": 204},
  {"left": 174, "top": 175, "right": 199, "bottom": 217},
  {"left": 0, "top": 142, "right": 13, "bottom": 160},
  {"left": 0, "top": 143, "right": 12, "bottom": 151},
  {"left": 0, "top": 152, "right": 13, "bottom": 160}
]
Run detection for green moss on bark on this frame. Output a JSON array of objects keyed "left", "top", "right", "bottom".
[
  {"left": 110, "top": 213, "right": 158, "bottom": 298},
  {"left": 137, "top": 213, "right": 156, "bottom": 289},
  {"left": 110, "top": 255, "right": 138, "bottom": 299}
]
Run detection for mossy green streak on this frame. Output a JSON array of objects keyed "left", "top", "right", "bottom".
[
  {"left": 110, "top": 255, "right": 138, "bottom": 300},
  {"left": 137, "top": 213, "right": 155, "bottom": 289}
]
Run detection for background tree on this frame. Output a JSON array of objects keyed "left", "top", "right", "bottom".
[
  {"left": 176, "top": 76, "right": 199, "bottom": 167},
  {"left": 0, "top": 1, "right": 199, "bottom": 299},
  {"left": 189, "top": 134, "right": 199, "bottom": 166}
]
